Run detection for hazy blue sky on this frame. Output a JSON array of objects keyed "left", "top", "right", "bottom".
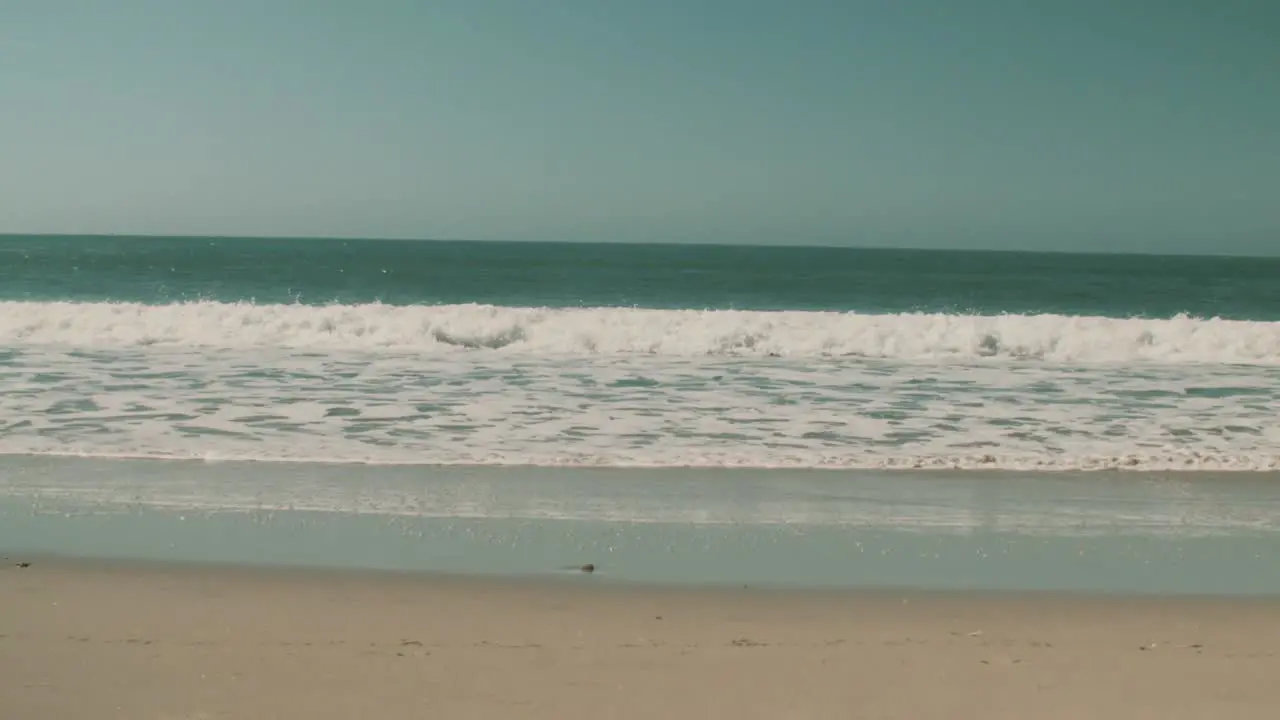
[{"left": 2, "top": 1, "right": 1277, "bottom": 254}]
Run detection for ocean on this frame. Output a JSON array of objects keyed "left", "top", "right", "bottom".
[{"left": 2, "top": 234, "right": 1279, "bottom": 593}]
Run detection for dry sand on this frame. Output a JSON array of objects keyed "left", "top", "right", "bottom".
[{"left": 3, "top": 559, "right": 1279, "bottom": 719}]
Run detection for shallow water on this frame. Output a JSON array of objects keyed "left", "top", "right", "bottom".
[
  {"left": 3, "top": 457, "right": 1278, "bottom": 595},
  {"left": 5, "top": 237, "right": 1280, "bottom": 594}
]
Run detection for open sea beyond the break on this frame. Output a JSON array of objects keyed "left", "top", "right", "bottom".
[{"left": 2, "top": 235, "right": 1279, "bottom": 594}]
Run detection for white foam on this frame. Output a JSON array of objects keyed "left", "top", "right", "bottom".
[
  {"left": 4, "top": 446, "right": 1280, "bottom": 472},
  {"left": 0, "top": 346, "right": 1277, "bottom": 472},
  {"left": 3, "top": 300, "right": 1280, "bottom": 364}
]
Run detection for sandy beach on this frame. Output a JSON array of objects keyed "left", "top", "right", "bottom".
[{"left": 3, "top": 559, "right": 1279, "bottom": 719}]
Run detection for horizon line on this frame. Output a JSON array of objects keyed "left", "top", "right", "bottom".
[{"left": 0, "top": 232, "right": 1275, "bottom": 261}]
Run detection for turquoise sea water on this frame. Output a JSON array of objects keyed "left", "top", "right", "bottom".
[
  {"left": 4, "top": 235, "right": 1280, "bottom": 317},
  {"left": 2, "top": 235, "right": 1279, "bottom": 593}
]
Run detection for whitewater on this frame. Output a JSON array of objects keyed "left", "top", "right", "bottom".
[
  {"left": 2, "top": 299, "right": 1279, "bottom": 472},
  {"left": 4, "top": 300, "right": 1280, "bottom": 364}
]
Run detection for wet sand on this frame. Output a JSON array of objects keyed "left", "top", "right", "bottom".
[{"left": 3, "top": 558, "right": 1279, "bottom": 719}]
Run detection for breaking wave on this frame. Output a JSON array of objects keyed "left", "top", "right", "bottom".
[{"left": 3, "top": 300, "right": 1280, "bottom": 364}]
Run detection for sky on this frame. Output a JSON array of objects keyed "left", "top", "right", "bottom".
[{"left": 1, "top": 1, "right": 1278, "bottom": 255}]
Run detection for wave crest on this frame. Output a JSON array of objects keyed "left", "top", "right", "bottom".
[{"left": 2, "top": 300, "right": 1279, "bottom": 364}]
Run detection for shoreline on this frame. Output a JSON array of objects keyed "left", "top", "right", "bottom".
[
  {"left": 5, "top": 556, "right": 1280, "bottom": 718},
  {"left": 11, "top": 449, "right": 1280, "bottom": 473},
  {"left": 10, "top": 551, "right": 1280, "bottom": 604}
]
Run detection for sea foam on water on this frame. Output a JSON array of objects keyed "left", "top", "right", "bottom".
[{"left": 2, "top": 300, "right": 1279, "bottom": 365}]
